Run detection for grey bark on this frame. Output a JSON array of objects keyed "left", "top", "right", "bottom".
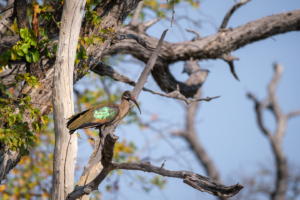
[
  {"left": 0, "top": 0, "right": 15, "bottom": 38},
  {"left": 51, "top": 0, "right": 86, "bottom": 199}
]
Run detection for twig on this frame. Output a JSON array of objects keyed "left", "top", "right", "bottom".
[
  {"left": 161, "top": 160, "right": 166, "bottom": 168},
  {"left": 92, "top": 62, "right": 219, "bottom": 105},
  {"left": 132, "top": 29, "right": 168, "bottom": 99},
  {"left": 186, "top": 29, "right": 201, "bottom": 40},
  {"left": 171, "top": 1, "right": 175, "bottom": 27},
  {"left": 219, "top": 0, "right": 251, "bottom": 30},
  {"left": 219, "top": 53, "right": 240, "bottom": 80}
]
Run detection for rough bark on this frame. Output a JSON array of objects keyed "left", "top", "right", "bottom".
[
  {"left": 0, "top": 0, "right": 15, "bottom": 38},
  {"left": 247, "top": 64, "right": 300, "bottom": 200},
  {"left": 104, "top": 9, "right": 300, "bottom": 96},
  {"left": 51, "top": 0, "right": 86, "bottom": 199},
  {"left": 14, "top": 0, "right": 30, "bottom": 30}
]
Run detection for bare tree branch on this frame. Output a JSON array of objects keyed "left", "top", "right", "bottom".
[
  {"left": 132, "top": 29, "right": 168, "bottom": 99},
  {"left": 172, "top": 60, "right": 225, "bottom": 200},
  {"left": 219, "top": 0, "right": 251, "bottom": 30},
  {"left": 287, "top": 109, "right": 300, "bottom": 119},
  {"left": 103, "top": 9, "right": 300, "bottom": 97},
  {"left": 246, "top": 63, "right": 300, "bottom": 200},
  {"left": 92, "top": 62, "right": 219, "bottom": 104},
  {"left": 112, "top": 161, "right": 243, "bottom": 198},
  {"left": 67, "top": 135, "right": 243, "bottom": 199}
]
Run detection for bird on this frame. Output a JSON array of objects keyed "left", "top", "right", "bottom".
[{"left": 66, "top": 90, "right": 141, "bottom": 146}]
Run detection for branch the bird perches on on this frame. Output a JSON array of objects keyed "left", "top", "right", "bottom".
[{"left": 66, "top": 30, "right": 243, "bottom": 199}]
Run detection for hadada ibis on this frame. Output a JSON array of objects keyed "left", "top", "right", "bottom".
[{"left": 66, "top": 91, "right": 141, "bottom": 146}]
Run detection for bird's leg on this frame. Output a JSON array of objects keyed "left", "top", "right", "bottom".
[{"left": 100, "top": 125, "right": 105, "bottom": 149}]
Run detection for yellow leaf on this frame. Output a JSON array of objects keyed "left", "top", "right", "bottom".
[
  {"left": 88, "top": 138, "right": 95, "bottom": 146},
  {"left": 0, "top": 184, "right": 6, "bottom": 192}
]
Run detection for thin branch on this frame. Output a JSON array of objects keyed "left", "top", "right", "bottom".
[
  {"left": 171, "top": 1, "right": 175, "bottom": 27},
  {"left": 113, "top": 162, "right": 243, "bottom": 197},
  {"left": 69, "top": 161, "right": 243, "bottom": 199},
  {"left": 219, "top": 0, "right": 251, "bottom": 30},
  {"left": 286, "top": 109, "right": 300, "bottom": 119},
  {"left": 92, "top": 62, "right": 219, "bottom": 104},
  {"left": 268, "top": 63, "right": 283, "bottom": 120},
  {"left": 186, "top": 29, "right": 201, "bottom": 40},
  {"left": 132, "top": 29, "right": 168, "bottom": 99},
  {"left": 247, "top": 93, "right": 272, "bottom": 138},
  {"left": 145, "top": 85, "right": 220, "bottom": 105},
  {"left": 143, "top": 17, "right": 161, "bottom": 29}
]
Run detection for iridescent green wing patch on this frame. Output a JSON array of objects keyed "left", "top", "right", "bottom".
[{"left": 94, "top": 106, "right": 118, "bottom": 121}]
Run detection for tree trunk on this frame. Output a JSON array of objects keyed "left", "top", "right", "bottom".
[{"left": 51, "top": 0, "right": 87, "bottom": 199}]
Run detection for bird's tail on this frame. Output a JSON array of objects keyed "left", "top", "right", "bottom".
[{"left": 69, "top": 130, "right": 76, "bottom": 135}]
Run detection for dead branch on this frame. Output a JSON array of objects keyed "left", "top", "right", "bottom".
[
  {"left": 92, "top": 62, "right": 219, "bottom": 104},
  {"left": 112, "top": 161, "right": 243, "bottom": 198},
  {"left": 67, "top": 134, "right": 243, "bottom": 199},
  {"left": 219, "top": 0, "right": 251, "bottom": 30},
  {"left": 186, "top": 29, "right": 201, "bottom": 40},
  {"left": 247, "top": 63, "right": 300, "bottom": 200},
  {"left": 103, "top": 9, "right": 300, "bottom": 97}
]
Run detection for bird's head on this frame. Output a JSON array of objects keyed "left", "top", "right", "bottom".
[{"left": 122, "top": 91, "right": 141, "bottom": 114}]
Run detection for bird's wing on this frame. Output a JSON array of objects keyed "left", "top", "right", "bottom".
[{"left": 67, "top": 105, "right": 120, "bottom": 131}]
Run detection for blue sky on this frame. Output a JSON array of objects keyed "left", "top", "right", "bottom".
[{"left": 75, "top": 0, "right": 300, "bottom": 199}]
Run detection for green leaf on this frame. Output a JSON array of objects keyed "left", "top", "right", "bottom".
[
  {"left": 11, "top": 51, "right": 17, "bottom": 61},
  {"left": 25, "top": 52, "right": 32, "bottom": 63},
  {"left": 5, "top": 91, "right": 13, "bottom": 99},
  {"left": 16, "top": 49, "right": 24, "bottom": 57},
  {"left": 31, "top": 49, "right": 39, "bottom": 63},
  {"left": 44, "top": 46, "right": 51, "bottom": 58},
  {"left": 20, "top": 43, "right": 30, "bottom": 54},
  {"left": 29, "top": 30, "right": 37, "bottom": 42},
  {"left": 53, "top": 45, "right": 58, "bottom": 54},
  {"left": 20, "top": 28, "right": 29, "bottom": 41},
  {"left": 30, "top": 41, "right": 37, "bottom": 47}
]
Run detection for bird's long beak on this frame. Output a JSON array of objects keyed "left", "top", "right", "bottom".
[{"left": 130, "top": 96, "right": 141, "bottom": 114}]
